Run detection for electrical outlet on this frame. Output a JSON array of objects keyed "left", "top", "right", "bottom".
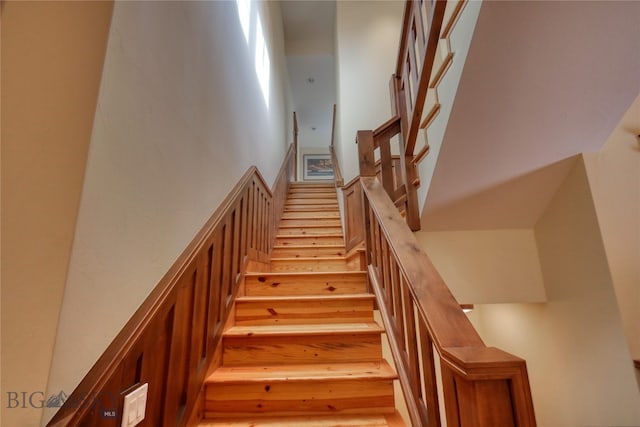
[{"left": 121, "top": 383, "right": 148, "bottom": 427}]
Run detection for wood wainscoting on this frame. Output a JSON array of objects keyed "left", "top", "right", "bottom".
[{"left": 48, "top": 146, "right": 295, "bottom": 427}]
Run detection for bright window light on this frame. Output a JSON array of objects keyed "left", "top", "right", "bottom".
[
  {"left": 254, "top": 18, "right": 270, "bottom": 107},
  {"left": 236, "top": 0, "right": 251, "bottom": 44}
]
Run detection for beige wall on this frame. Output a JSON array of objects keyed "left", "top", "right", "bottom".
[
  {"left": 43, "top": 1, "right": 292, "bottom": 424},
  {"left": 334, "top": 1, "right": 403, "bottom": 182},
  {"left": 470, "top": 158, "right": 640, "bottom": 426},
  {"left": 583, "top": 92, "right": 640, "bottom": 362},
  {"left": 1, "top": 2, "right": 114, "bottom": 426},
  {"left": 417, "top": 0, "right": 481, "bottom": 216},
  {"left": 416, "top": 229, "right": 546, "bottom": 304}
]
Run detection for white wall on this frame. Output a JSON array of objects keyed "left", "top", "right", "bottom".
[
  {"left": 469, "top": 158, "right": 640, "bottom": 426},
  {"left": 416, "top": 229, "right": 546, "bottom": 304},
  {"left": 44, "top": 1, "right": 292, "bottom": 423},
  {"left": 334, "top": 1, "right": 403, "bottom": 182},
  {"left": 286, "top": 54, "right": 335, "bottom": 149},
  {"left": 583, "top": 93, "right": 640, "bottom": 364},
  {"left": 417, "top": 0, "right": 481, "bottom": 218}
]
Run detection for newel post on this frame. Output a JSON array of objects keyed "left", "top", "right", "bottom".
[
  {"left": 440, "top": 347, "right": 537, "bottom": 427},
  {"left": 356, "top": 130, "right": 376, "bottom": 177}
]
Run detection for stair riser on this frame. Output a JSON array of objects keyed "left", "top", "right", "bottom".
[
  {"left": 204, "top": 380, "right": 395, "bottom": 417},
  {"left": 270, "top": 259, "right": 351, "bottom": 272},
  {"left": 277, "top": 227, "right": 343, "bottom": 235},
  {"left": 272, "top": 246, "right": 345, "bottom": 258},
  {"left": 199, "top": 415, "right": 396, "bottom": 426},
  {"left": 289, "top": 185, "right": 335, "bottom": 190},
  {"left": 234, "top": 299, "right": 374, "bottom": 325},
  {"left": 279, "top": 218, "right": 342, "bottom": 227},
  {"left": 284, "top": 206, "right": 339, "bottom": 213},
  {"left": 282, "top": 211, "right": 340, "bottom": 219},
  {"left": 244, "top": 274, "right": 368, "bottom": 296},
  {"left": 222, "top": 334, "right": 382, "bottom": 366},
  {"left": 286, "top": 198, "right": 338, "bottom": 205},
  {"left": 276, "top": 236, "right": 344, "bottom": 246},
  {"left": 287, "top": 192, "right": 337, "bottom": 199}
]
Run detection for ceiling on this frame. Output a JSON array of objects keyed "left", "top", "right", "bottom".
[
  {"left": 422, "top": 0, "right": 640, "bottom": 230},
  {"left": 280, "top": 1, "right": 336, "bottom": 149},
  {"left": 280, "top": 0, "right": 335, "bottom": 55}
]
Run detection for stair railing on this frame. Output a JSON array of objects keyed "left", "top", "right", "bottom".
[
  {"left": 356, "top": 0, "right": 447, "bottom": 231},
  {"left": 48, "top": 145, "right": 295, "bottom": 427},
  {"left": 360, "top": 176, "right": 537, "bottom": 426},
  {"left": 329, "top": 104, "right": 344, "bottom": 187},
  {"left": 354, "top": 2, "right": 537, "bottom": 424},
  {"left": 293, "top": 111, "right": 299, "bottom": 180}
]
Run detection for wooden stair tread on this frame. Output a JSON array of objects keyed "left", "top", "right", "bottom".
[
  {"left": 270, "top": 256, "right": 347, "bottom": 262},
  {"left": 207, "top": 361, "right": 397, "bottom": 383},
  {"left": 245, "top": 271, "right": 366, "bottom": 278},
  {"left": 286, "top": 194, "right": 338, "bottom": 199},
  {"left": 286, "top": 199, "right": 338, "bottom": 203},
  {"left": 284, "top": 206, "right": 339, "bottom": 211},
  {"left": 279, "top": 223, "right": 342, "bottom": 228},
  {"left": 234, "top": 293, "right": 375, "bottom": 325},
  {"left": 279, "top": 220, "right": 342, "bottom": 226},
  {"left": 289, "top": 183, "right": 335, "bottom": 187},
  {"left": 276, "top": 233, "right": 343, "bottom": 238},
  {"left": 199, "top": 412, "right": 404, "bottom": 426},
  {"left": 236, "top": 293, "right": 374, "bottom": 303},
  {"left": 201, "top": 182, "right": 406, "bottom": 424},
  {"left": 225, "top": 322, "right": 383, "bottom": 337},
  {"left": 273, "top": 244, "right": 345, "bottom": 249},
  {"left": 278, "top": 229, "right": 343, "bottom": 236},
  {"left": 244, "top": 271, "right": 368, "bottom": 296},
  {"left": 276, "top": 240, "right": 344, "bottom": 246}
]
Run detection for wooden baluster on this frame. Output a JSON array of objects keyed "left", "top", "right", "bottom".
[
  {"left": 407, "top": 28, "right": 420, "bottom": 110},
  {"left": 419, "top": 321, "right": 441, "bottom": 426},
  {"left": 404, "top": 295, "right": 421, "bottom": 409},
  {"left": 390, "top": 72, "right": 421, "bottom": 231},
  {"left": 440, "top": 364, "right": 461, "bottom": 426},
  {"left": 379, "top": 137, "right": 395, "bottom": 198},
  {"left": 404, "top": 0, "right": 446, "bottom": 156},
  {"left": 390, "top": 258, "right": 401, "bottom": 326},
  {"left": 386, "top": 256, "right": 397, "bottom": 312},
  {"left": 413, "top": 1, "right": 426, "bottom": 58}
]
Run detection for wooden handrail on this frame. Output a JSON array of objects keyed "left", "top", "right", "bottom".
[
  {"left": 293, "top": 111, "right": 299, "bottom": 180},
  {"left": 48, "top": 147, "right": 295, "bottom": 426},
  {"left": 360, "top": 176, "right": 537, "bottom": 426},
  {"left": 372, "top": 115, "right": 401, "bottom": 142},
  {"left": 271, "top": 144, "right": 296, "bottom": 249},
  {"left": 329, "top": 105, "right": 344, "bottom": 187}
]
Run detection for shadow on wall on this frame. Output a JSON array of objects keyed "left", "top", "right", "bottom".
[{"left": 421, "top": 156, "right": 579, "bottom": 230}]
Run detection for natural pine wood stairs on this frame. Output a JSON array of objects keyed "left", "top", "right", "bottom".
[{"left": 199, "top": 182, "right": 406, "bottom": 427}]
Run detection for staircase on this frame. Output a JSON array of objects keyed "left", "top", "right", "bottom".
[{"left": 199, "top": 182, "right": 406, "bottom": 426}]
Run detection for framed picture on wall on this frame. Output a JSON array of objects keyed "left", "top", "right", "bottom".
[{"left": 303, "top": 154, "right": 334, "bottom": 181}]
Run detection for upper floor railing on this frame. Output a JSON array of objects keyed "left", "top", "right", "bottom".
[{"left": 357, "top": 0, "right": 465, "bottom": 231}]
